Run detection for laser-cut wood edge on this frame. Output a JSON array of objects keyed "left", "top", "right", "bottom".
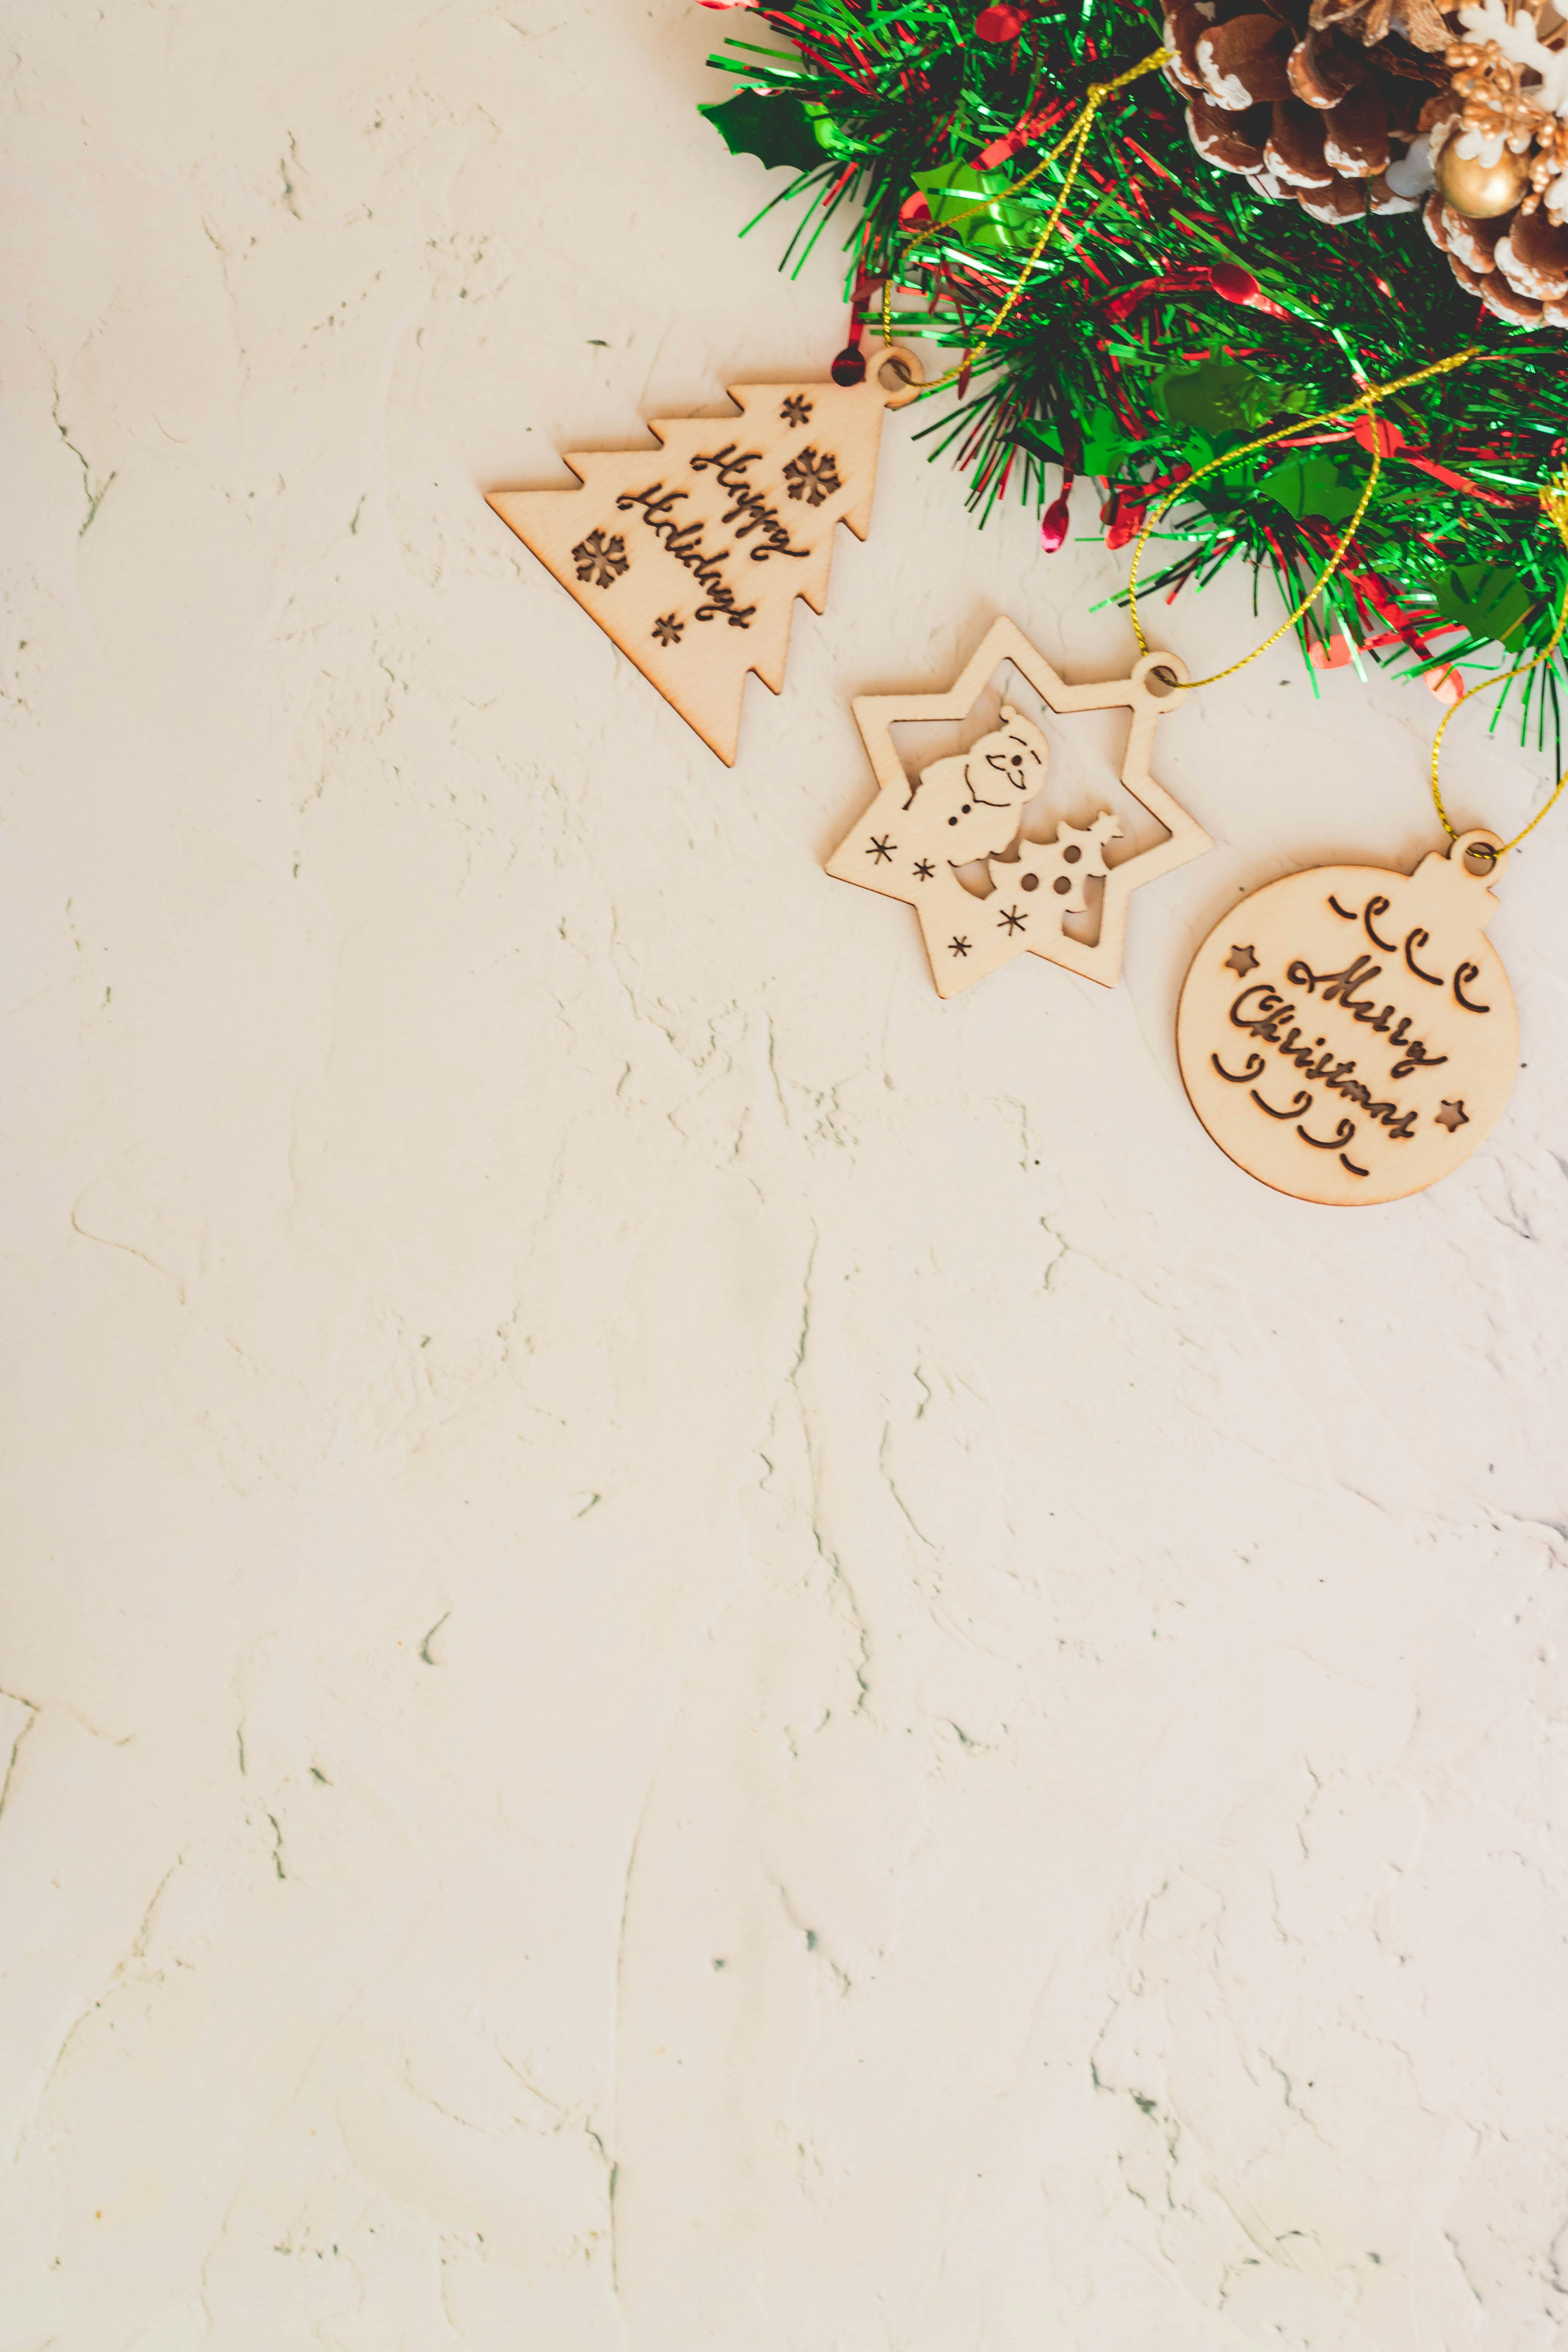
[
  {"left": 485, "top": 347, "right": 924, "bottom": 767},
  {"left": 1175, "top": 832, "right": 1519, "bottom": 1206},
  {"left": 829, "top": 618, "right": 1211, "bottom": 996}
]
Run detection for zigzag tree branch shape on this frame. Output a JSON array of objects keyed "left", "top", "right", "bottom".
[{"left": 486, "top": 354, "right": 921, "bottom": 763}]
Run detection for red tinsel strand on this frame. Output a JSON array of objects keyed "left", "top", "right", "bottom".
[{"left": 702, "top": 0, "right": 1568, "bottom": 724}]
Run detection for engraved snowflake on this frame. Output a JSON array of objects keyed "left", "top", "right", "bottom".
[
  {"left": 652, "top": 613, "right": 683, "bottom": 647},
  {"left": 782, "top": 447, "right": 842, "bottom": 507},
  {"left": 949, "top": 935, "right": 971, "bottom": 958},
  {"left": 996, "top": 905, "right": 1027, "bottom": 934},
  {"left": 780, "top": 395, "right": 812, "bottom": 428},
  {"left": 572, "top": 529, "right": 630, "bottom": 588},
  {"left": 867, "top": 834, "right": 895, "bottom": 863}
]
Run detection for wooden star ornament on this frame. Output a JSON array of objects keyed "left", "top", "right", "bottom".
[{"left": 826, "top": 618, "right": 1211, "bottom": 998}]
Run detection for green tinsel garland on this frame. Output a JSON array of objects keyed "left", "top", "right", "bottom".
[{"left": 702, "top": 0, "right": 1568, "bottom": 741}]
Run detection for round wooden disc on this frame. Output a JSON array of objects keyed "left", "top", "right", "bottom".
[{"left": 1176, "top": 833, "right": 1518, "bottom": 1206}]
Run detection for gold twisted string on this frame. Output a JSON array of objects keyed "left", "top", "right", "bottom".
[
  {"left": 1127, "top": 350, "right": 1477, "bottom": 687},
  {"left": 874, "top": 53, "right": 1568, "bottom": 865},
  {"left": 1430, "top": 469, "right": 1568, "bottom": 859},
  {"left": 880, "top": 46, "right": 1171, "bottom": 393},
  {"left": 1123, "top": 357, "right": 1568, "bottom": 862},
  {"left": 1125, "top": 375, "right": 1568, "bottom": 862}
]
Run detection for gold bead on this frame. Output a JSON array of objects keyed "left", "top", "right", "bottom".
[{"left": 1436, "top": 139, "right": 1530, "bottom": 218}]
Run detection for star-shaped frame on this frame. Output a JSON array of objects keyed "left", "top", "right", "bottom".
[{"left": 826, "top": 617, "right": 1211, "bottom": 998}]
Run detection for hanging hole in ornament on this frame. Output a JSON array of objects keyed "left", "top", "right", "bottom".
[
  {"left": 1462, "top": 839, "right": 1500, "bottom": 878},
  {"left": 1146, "top": 665, "right": 1180, "bottom": 700},
  {"left": 876, "top": 346, "right": 925, "bottom": 407}
]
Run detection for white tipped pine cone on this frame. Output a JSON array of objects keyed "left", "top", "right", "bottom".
[
  {"left": 1187, "top": 92, "right": 1273, "bottom": 172},
  {"left": 1289, "top": 25, "right": 1368, "bottom": 106},
  {"left": 1169, "top": 0, "right": 1568, "bottom": 326},
  {"left": 1480, "top": 273, "right": 1547, "bottom": 323},
  {"left": 1163, "top": 0, "right": 1213, "bottom": 91},
  {"left": 1322, "top": 83, "right": 1391, "bottom": 173},
  {"left": 1496, "top": 206, "right": 1568, "bottom": 298},
  {"left": 1266, "top": 98, "right": 1339, "bottom": 183},
  {"left": 1443, "top": 203, "right": 1508, "bottom": 272},
  {"left": 1197, "top": 13, "right": 1296, "bottom": 107},
  {"left": 1297, "top": 174, "right": 1369, "bottom": 216},
  {"left": 1245, "top": 163, "right": 1294, "bottom": 198}
]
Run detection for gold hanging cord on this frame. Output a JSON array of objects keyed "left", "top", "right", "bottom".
[
  {"left": 880, "top": 46, "right": 1172, "bottom": 389},
  {"left": 1127, "top": 386, "right": 1568, "bottom": 858},
  {"left": 1126, "top": 350, "right": 1476, "bottom": 686},
  {"left": 877, "top": 51, "right": 1568, "bottom": 861},
  {"left": 1429, "top": 469, "right": 1568, "bottom": 858},
  {"left": 880, "top": 65, "right": 1479, "bottom": 705}
]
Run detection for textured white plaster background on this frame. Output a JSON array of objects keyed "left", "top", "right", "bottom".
[{"left": 4, "top": 2, "right": 1568, "bottom": 2346}]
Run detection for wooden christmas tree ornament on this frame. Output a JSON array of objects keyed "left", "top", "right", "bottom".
[
  {"left": 827, "top": 617, "right": 1212, "bottom": 998},
  {"left": 1176, "top": 831, "right": 1519, "bottom": 1205},
  {"left": 486, "top": 348, "right": 924, "bottom": 764}
]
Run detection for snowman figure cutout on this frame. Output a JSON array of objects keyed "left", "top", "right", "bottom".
[
  {"left": 890, "top": 708, "right": 1123, "bottom": 982},
  {"left": 826, "top": 618, "right": 1209, "bottom": 999}
]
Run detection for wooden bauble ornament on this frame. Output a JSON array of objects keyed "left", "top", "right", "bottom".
[
  {"left": 1176, "top": 831, "right": 1518, "bottom": 1206},
  {"left": 827, "top": 617, "right": 1212, "bottom": 998},
  {"left": 486, "top": 348, "right": 923, "bottom": 764},
  {"left": 1434, "top": 139, "right": 1530, "bottom": 219}
]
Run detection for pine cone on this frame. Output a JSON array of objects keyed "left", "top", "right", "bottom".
[
  {"left": 1500, "top": 203, "right": 1568, "bottom": 299},
  {"left": 1167, "top": 0, "right": 1568, "bottom": 326},
  {"left": 1424, "top": 185, "right": 1568, "bottom": 325},
  {"left": 1310, "top": 0, "right": 1449, "bottom": 55},
  {"left": 1289, "top": 27, "right": 1368, "bottom": 109},
  {"left": 1167, "top": 0, "right": 1448, "bottom": 228}
]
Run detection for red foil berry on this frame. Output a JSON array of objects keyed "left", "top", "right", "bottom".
[{"left": 1207, "top": 262, "right": 1261, "bottom": 306}]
